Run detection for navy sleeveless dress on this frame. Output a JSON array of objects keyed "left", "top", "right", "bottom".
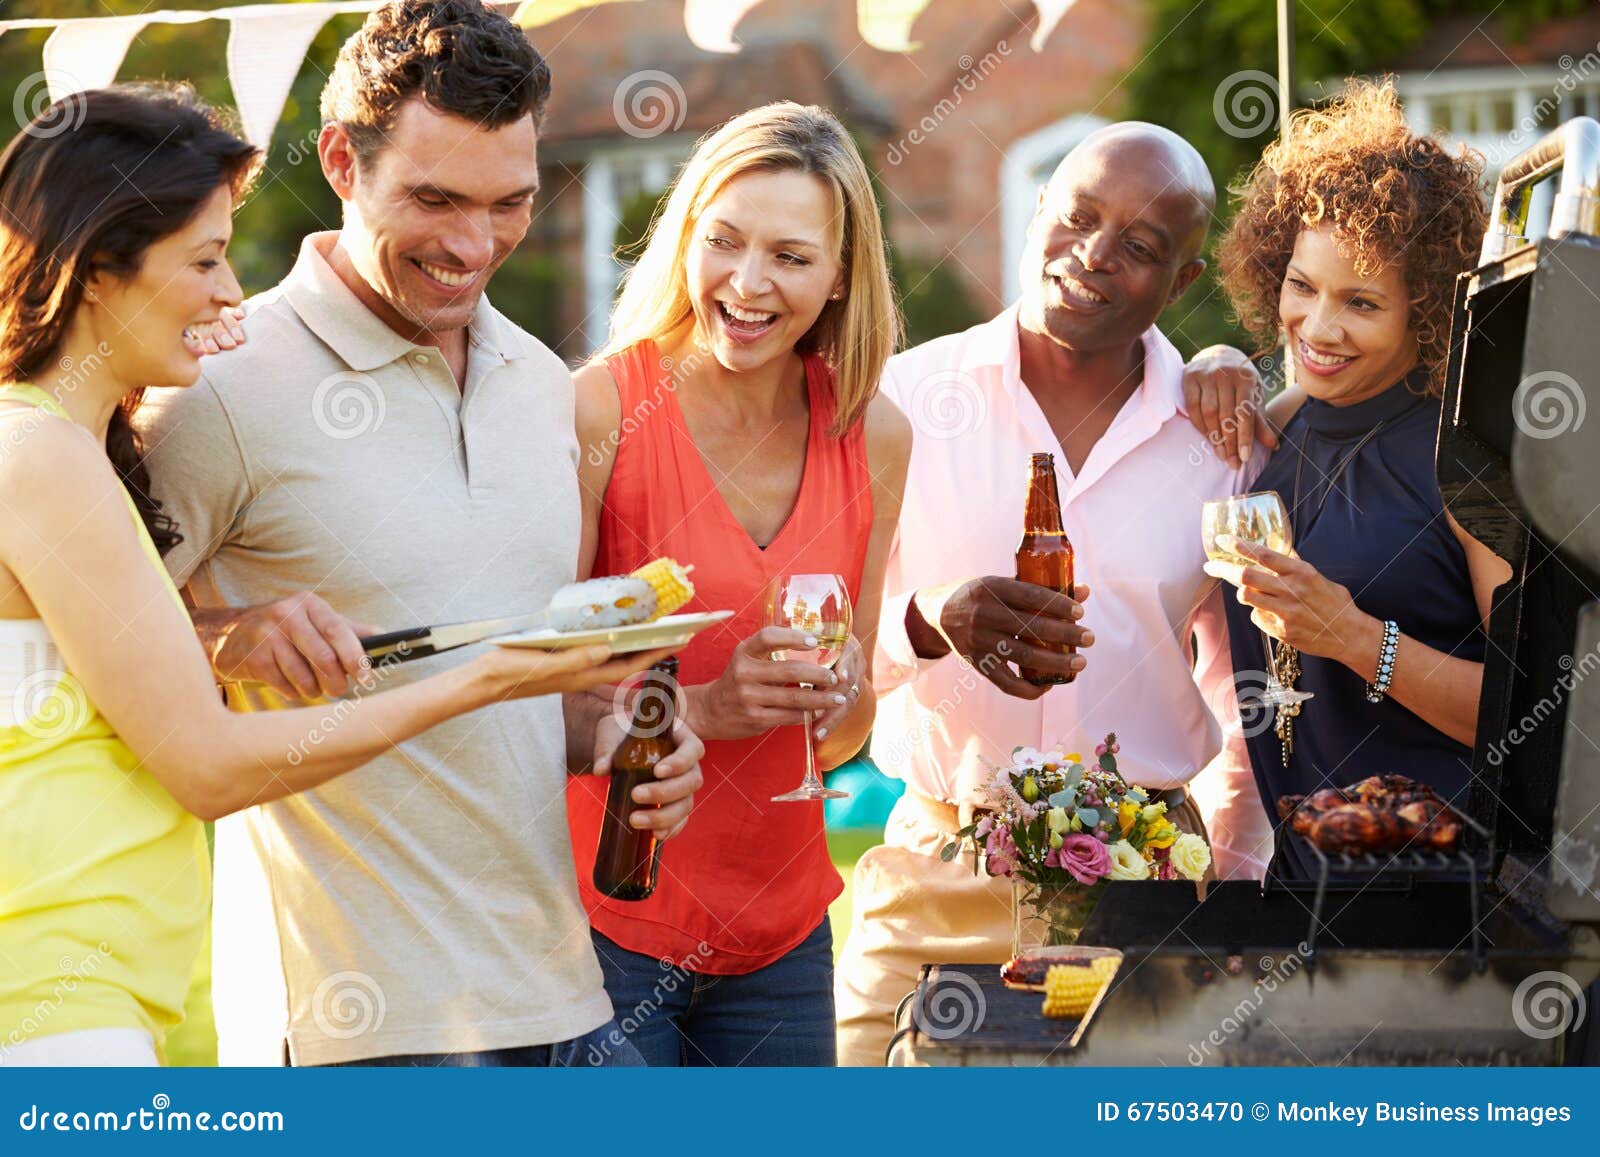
[{"left": 1223, "top": 371, "right": 1486, "bottom": 880}]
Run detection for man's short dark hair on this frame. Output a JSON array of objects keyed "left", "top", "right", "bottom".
[{"left": 320, "top": 0, "right": 551, "bottom": 165}]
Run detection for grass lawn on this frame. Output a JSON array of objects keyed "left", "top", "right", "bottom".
[{"left": 827, "top": 827, "right": 885, "bottom": 963}]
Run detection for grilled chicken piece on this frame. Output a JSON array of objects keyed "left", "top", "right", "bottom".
[
  {"left": 1348, "top": 774, "right": 1427, "bottom": 802},
  {"left": 1307, "top": 803, "right": 1405, "bottom": 854},
  {"left": 1395, "top": 798, "right": 1462, "bottom": 851}
]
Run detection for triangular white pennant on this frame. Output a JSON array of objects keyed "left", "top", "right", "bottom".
[
  {"left": 225, "top": 3, "right": 339, "bottom": 150},
  {"left": 1030, "top": 0, "right": 1080, "bottom": 52},
  {"left": 683, "top": 0, "right": 764, "bottom": 54},
  {"left": 41, "top": 15, "right": 150, "bottom": 103}
]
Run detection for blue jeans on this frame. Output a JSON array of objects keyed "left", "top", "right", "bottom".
[
  {"left": 590, "top": 920, "right": 836, "bottom": 1066},
  {"left": 317, "top": 1019, "right": 646, "bottom": 1067}
]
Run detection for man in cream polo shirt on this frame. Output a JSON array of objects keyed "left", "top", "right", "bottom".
[{"left": 136, "top": 1, "right": 701, "bottom": 1066}]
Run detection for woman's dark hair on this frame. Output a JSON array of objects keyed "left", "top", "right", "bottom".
[
  {"left": 320, "top": 0, "right": 552, "bottom": 168},
  {"left": 0, "top": 84, "right": 261, "bottom": 554}
]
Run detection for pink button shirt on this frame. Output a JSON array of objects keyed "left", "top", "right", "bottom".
[{"left": 872, "top": 307, "right": 1270, "bottom": 873}]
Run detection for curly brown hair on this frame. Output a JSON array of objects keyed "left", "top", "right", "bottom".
[
  {"left": 320, "top": 0, "right": 551, "bottom": 167},
  {"left": 1217, "top": 78, "right": 1488, "bottom": 395}
]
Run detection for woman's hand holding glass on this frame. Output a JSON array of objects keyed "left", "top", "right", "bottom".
[
  {"left": 1204, "top": 535, "right": 1379, "bottom": 664},
  {"left": 687, "top": 626, "right": 846, "bottom": 743}
]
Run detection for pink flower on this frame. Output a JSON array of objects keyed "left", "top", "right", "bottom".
[
  {"left": 974, "top": 816, "right": 994, "bottom": 839},
  {"left": 1052, "top": 832, "right": 1110, "bottom": 885},
  {"left": 985, "top": 825, "right": 1020, "bottom": 878}
]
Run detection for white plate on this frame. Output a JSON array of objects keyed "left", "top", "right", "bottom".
[{"left": 494, "top": 610, "right": 734, "bottom": 653}]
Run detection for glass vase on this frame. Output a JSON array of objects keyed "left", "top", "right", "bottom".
[{"left": 1010, "top": 878, "right": 1108, "bottom": 956}]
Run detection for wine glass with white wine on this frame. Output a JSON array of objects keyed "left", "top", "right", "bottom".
[
  {"left": 1201, "top": 491, "right": 1314, "bottom": 709},
  {"left": 766, "top": 573, "right": 853, "bottom": 803}
]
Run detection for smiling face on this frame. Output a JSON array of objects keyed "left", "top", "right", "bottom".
[
  {"left": 1018, "top": 134, "right": 1208, "bottom": 356},
  {"left": 684, "top": 168, "right": 844, "bottom": 375},
  {"left": 327, "top": 98, "right": 539, "bottom": 338},
  {"left": 86, "top": 183, "right": 242, "bottom": 389},
  {"left": 1279, "top": 225, "right": 1419, "bottom": 406}
]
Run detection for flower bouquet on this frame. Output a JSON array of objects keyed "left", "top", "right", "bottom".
[{"left": 940, "top": 733, "right": 1213, "bottom": 953}]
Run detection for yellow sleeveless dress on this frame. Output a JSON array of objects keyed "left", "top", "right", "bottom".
[{"left": 0, "top": 384, "right": 210, "bottom": 1062}]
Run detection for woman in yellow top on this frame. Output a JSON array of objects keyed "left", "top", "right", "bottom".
[{"left": 0, "top": 86, "right": 691, "bottom": 1067}]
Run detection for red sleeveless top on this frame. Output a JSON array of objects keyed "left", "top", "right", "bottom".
[{"left": 567, "top": 340, "right": 873, "bottom": 973}]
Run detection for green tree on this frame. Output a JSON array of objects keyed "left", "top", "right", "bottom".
[{"left": 1122, "top": 0, "right": 1591, "bottom": 357}]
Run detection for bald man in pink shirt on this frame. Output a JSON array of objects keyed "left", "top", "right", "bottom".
[{"left": 835, "top": 123, "right": 1274, "bottom": 1065}]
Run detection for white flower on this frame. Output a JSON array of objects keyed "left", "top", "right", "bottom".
[
  {"left": 1107, "top": 840, "right": 1150, "bottom": 881},
  {"left": 1012, "top": 746, "right": 1063, "bottom": 772},
  {"left": 1171, "top": 833, "right": 1213, "bottom": 882}
]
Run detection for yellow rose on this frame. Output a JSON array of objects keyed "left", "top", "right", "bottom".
[
  {"left": 1047, "top": 807, "right": 1070, "bottom": 834},
  {"left": 1145, "top": 820, "right": 1178, "bottom": 849},
  {"left": 1117, "top": 801, "right": 1139, "bottom": 836},
  {"left": 1171, "top": 833, "right": 1213, "bottom": 882},
  {"left": 1064, "top": 752, "right": 1082, "bottom": 764},
  {"left": 1107, "top": 840, "right": 1150, "bottom": 881}
]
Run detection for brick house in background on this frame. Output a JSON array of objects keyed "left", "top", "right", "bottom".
[
  {"left": 519, "top": 0, "right": 1600, "bottom": 361},
  {"left": 522, "top": 0, "right": 1148, "bottom": 358}
]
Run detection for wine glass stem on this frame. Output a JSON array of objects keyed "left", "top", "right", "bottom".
[
  {"left": 1260, "top": 628, "right": 1286, "bottom": 689},
  {"left": 799, "top": 684, "right": 822, "bottom": 791}
]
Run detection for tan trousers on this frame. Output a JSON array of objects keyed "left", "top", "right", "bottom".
[{"left": 833, "top": 788, "right": 1211, "bottom": 1067}]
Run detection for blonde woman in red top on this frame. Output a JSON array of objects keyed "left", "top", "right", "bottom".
[{"left": 567, "top": 102, "right": 910, "bottom": 1065}]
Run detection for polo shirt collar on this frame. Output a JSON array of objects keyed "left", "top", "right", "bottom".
[{"left": 282, "top": 231, "right": 532, "bottom": 372}]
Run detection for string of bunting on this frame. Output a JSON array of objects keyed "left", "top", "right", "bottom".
[{"left": 0, "top": 0, "right": 1079, "bottom": 149}]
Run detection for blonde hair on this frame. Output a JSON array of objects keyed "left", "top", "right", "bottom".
[{"left": 602, "top": 102, "right": 901, "bottom": 434}]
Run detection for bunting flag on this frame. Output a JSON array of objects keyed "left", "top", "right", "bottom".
[
  {"left": 225, "top": 3, "right": 339, "bottom": 148},
  {"left": 1030, "top": 0, "right": 1079, "bottom": 53},
  {"left": 856, "top": 0, "right": 932, "bottom": 54},
  {"left": 41, "top": 15, "right": 150, "bottom": 102},
  {"left": 682, "top": 0, "right": 764, "bottom": 54},
  {"left": 511, "top": 0, "right": 636, "bottom": 30},
  {"left": 1, "top": 0, "right": 1083, "bottom": 145}
]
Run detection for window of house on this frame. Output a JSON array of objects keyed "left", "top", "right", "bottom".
[
  {"left": 1397, "top": 67, "right": 1600, "bottom": 175},
  {"left": 581, "top": 144, "right": 685, "bottom": 353}
]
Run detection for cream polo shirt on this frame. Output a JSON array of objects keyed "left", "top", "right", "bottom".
[{"left": 136, "top": 232, "right": 611, "bottom": 1065}]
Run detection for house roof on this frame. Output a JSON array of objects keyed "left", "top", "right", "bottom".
[
  {"left": 1385, "top": 7, "right": 1600, "bottom": 72},
  {"left": 539, "top": 38, "right": 896, "bottom": 153}
]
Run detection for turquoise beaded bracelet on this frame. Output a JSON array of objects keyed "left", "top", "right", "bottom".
[{"left": 1365, "top": 619, "right": 1399, "bottom": 704}]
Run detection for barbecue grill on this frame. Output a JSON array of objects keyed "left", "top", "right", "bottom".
[{"left": 892, "top": 118, "right": 1600, "bottom": 1067}]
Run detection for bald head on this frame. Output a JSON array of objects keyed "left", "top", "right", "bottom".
[
  {"left": 1018, "top": 121, "right": 1215, "bottom": 358},
  {"left": 1046, "top": 122, "right": 1215, "bottom": 260}
]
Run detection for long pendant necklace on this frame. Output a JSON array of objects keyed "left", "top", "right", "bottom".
[{"left": 1276, "top": 418, "right": 1388, "bottom": 765}]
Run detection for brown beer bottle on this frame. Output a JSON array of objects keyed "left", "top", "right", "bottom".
[
  {"left": 593, "top": 657, "right": 679, "bottom": 900},
  {"left": 1014, "top": 452, "right": 1076, "bottom": 686}
]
